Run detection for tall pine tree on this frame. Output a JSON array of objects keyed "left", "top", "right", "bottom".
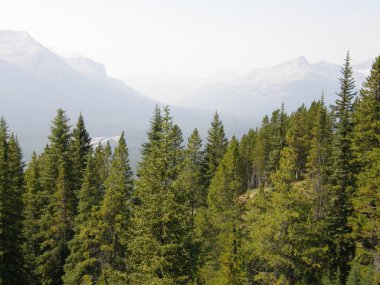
[
  {"left": 0, "top": 121, "right": 26, "bottom": 284},
  {"left": 201, "top": 137, "right": 247, "bottom": 285},
  {"left": 97, "top": 132, "right": 133, "bottom": 283},
  {"left": 201, "top": 112, "right": 228, "bottom": 191},
  {"left": 351, "top": 56, "right": 380, "bottom": 282},
  {"left": 37, "top": 109, "right": 75, "bottom": 285},
  {"left": 329, "top": 51, "right": 357, "bottom": 282},
  {"left": 129, "top": 106, "right": 196, "bottom": 284}
]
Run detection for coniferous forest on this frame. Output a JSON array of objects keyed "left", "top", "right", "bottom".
[{"left": 0, "top": 53, "right": 379, "bottom": 285}]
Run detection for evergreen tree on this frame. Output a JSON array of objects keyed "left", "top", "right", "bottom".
[
  {"left": 23, "top": 152, "right": 44, "bottom": 284},
  {"left": 329, "top": 51, "right": 357, "bottom": 282},
  {"left": 304, "top": 99, "right": 335, "bottom": 282},
  {"left": 201, "top": 137, "right": 247, "bottom": 285},
  {"left": 286, "top": 105, "right": 309, "bottom": 180},
  {"left": 97, "top": 132, "right": 133, "bottom": 282},
  {"left": 129, "top": 106, "right": 196, "bottom": 284},
  {"left": 252, "top": 115, "right": 271, "bottom": 186},
  {"left": 351, "top": 56, "right": 380, "bottom": 282},
  {"left": 37, "top": 109, "right": 74, "bottom": 285},
  {"left": 178, "top": 128, "right": 204, "bottom": 221},
  {"left": 239, "top": 129, "right": 256, "bottom": 189},
  {"left": 246, "top": 146, "right": 312, "bottom": 284},
  {"left": 69, "top": 113, "right": 91, "bottom": 202},
  {"left": 201, "top": 112, "right": 228, "bottom": 190},
  {"left": 266, "top": 105, "right": 288, "bottom": 176},
  {"left": 140, "top": 104, "right": 162, "bottom": 159},
  {"left": 0, "top": 122, "right": 26, "bottom": 284},
  {"left": 63, "top": 151, "right": 104, "bottom": 285}
]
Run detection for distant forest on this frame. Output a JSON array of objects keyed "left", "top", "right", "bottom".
[{"left": 0, "top": 52, "right": 379, "bottom": 285}]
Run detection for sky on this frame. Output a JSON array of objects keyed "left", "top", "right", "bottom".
[{"left": 0, "top": 0, "right": 379, "bottom": 78}]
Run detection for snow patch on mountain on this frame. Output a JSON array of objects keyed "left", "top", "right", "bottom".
[
  {"left": 64, "top": 57, "right": 107, "bottom": 79},
  {"left": 91, "top": 136, "right": 120, "bottom": 146}
]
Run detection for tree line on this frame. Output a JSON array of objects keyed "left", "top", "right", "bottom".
[{"left": 0, "top": 53, "right": 379, "bottom": 284}]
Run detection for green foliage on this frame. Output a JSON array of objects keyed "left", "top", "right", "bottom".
[
  {"left": 130, "top": 106, "right": 197, "bottom": 284},
  {"left": 328, "top": 51, "right": 357, "bottom": 282},
  {"left": 36, "top": 109, "right": 75, "bottom": 285},
  {"left": 200, "top": 137, "right": 247, "bottom": 284},
  {"left": 0, "top": 120, "right": 26, "bottom": 284},
  {"left": 201, "top": 111, "right": 228, "bottom": 190},
  {"left": 351, "top": 56, "right": 380, "bottom": 283},
  {"left": 1, "top": 55, "right": 379, "bottom": 285},
  {"left": 266, "top": 105, "right": 288, "bottom": 176},
  {"left": 23, "top": 152, "right": 43, "bottom": 284},
  {"left": 98, "top": 132, "right": 133, "bottom": 277},
  {"left": 69, "top": 113, "right": 91, "bottom": 200},
  {"left": 178, "top": 128, "right": 204, "bottom": 221}
]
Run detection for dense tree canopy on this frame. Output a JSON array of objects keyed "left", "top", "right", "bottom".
[{"left": 0, "top": 54, "right": 378, "bottom": 285}]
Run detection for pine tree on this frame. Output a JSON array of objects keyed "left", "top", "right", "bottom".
[
  {"left": 37, "top": 109, "right": 74, "bottom": 285},
  {"left": 201, "top": 137, "right": 247, "bottom": 285},
  {"left": 304, "top": 98, "right": 335, "bottom": 282},
  {"left": 140, "top": 104, "right": 162, "bottom": 159},
  {"left": 178, "top": 128, "right": 204, "bottom": 221},
  {"left": 239, "top": 129, "right": 256, "bottom": 189},
  {"left": 351, "top": 56, "right": 380, "bottom": 281},
  {"left": 252, "top": 115, "right": 271, "bottom": 186},
  {"left": 201, "top": 112, "right": 228, "bottom": 190},
  {"left": 329, "top": 51, "right": 357, "bottom": 282},
  {"left": 266, "top": 105, "right": 288, "bottom": 176},
  {"left": 0, "top": 122, "right": 26, "bottom": 284},
  {"left": 129, "top": 106, "right": 196, "bottom": 284},
  {"left": 63, "top": 151, "right": 104, "bottom": 285},
  {"left": 97, "top": 132, "right": 133, "bottom": 282},
  {"left": 246, "top": 146, "right": 312, "bottom": 284},
  {"left": 23, "top": 152, "right": 44, "bottom": 284},
  {"left": 286, "top": 104, "right": 309, "bottom": 180},
  {"left": 69, "top": 113, "right": 91, "bottom": 203}
]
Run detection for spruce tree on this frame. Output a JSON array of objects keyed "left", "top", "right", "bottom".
[
  {"left": 201, "top": 111, "right": 228, "bottom": 190},
  {"left": 266, "top": 105, "right": 288, "bottom": 176},
  {"left": 351, "top": 56, "right": 380, "bottom": 281},
  {"left": 0, "top": 123, "right": 26, "bottom": 284},
  {"left": 304, "top": 98, "right": 335, "bottom": 282},
  {"left": 23, "top": 152, "right": 44, "bottom": 284},
  {"left": 252, "top": 115, "right": 271, "bottom": 186},
  {"left": 239, "top": 129, "right": 256, "bottom": 189},
  {"left": 69, "top": 113, "right": 91, "bottom": 202},
  {"left": 140, "top": 104, "right": 162, "bottom": 159},
  {"left": 246, "top": 146, "right": 312, "bottom": 284},
  {"left": 329, "top": 51, "right": 357, "bottom": 282},
  {"left": 97, "top": 132, "right": 133, "bottom": 282},
  {"left": 63, "top": 151, "right": 104, "bottom": 285},
  {"left": 178, "top": 128, "right": 204, "bottom": 221},
  {"left": 130, "top": 106, "right": 196, "bottom": 284},
  {"left": 37, "top": 109, "right": 74, "bottom": 285},
  {"left": 286, "top": 105, "right": 309, "bottom": 180},
  {"left": 201, "top": 137, "right": 247, "bottom": 285}
]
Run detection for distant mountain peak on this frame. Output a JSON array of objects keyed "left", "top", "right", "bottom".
[
  {"left": 64, "top": 56, "right": 107, "bottom": 79},
  {"left": 282, "top": 56, "right": 310, "bottom": 68},
  {"left": 0, "top": 30, "right": 35, "bottom": 41},
  {"left": 0, "top": 30, "right": 43, "bottom": 57}
]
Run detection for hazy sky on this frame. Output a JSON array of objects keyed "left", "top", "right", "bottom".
[{"left": 0, "top": 0, "right": 379, "bottom": 78}]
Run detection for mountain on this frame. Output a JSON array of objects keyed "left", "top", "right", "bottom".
[
  {"left": 177, "top": 56, "right": 369, "bottom": 117},
  {"left": 0, "top": 30, "right": 250, "bottom": 164},
  {"left": 124, "top": 57, "right": 370, "bottom": 118}
]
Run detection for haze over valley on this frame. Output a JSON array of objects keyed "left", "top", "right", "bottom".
[{"left": 0, "top": 30, "right": 373, "bottom": 162}]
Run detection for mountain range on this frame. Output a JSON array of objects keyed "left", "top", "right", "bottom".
[
  {"left": 124, "top": 57, "right": 371, "bottom": 118},
  {"left": 0, "top": 30, "right": 374, "bottom": 164},
  {"left": 0, "top": 30, "right": 250, "bottom": 164}
]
